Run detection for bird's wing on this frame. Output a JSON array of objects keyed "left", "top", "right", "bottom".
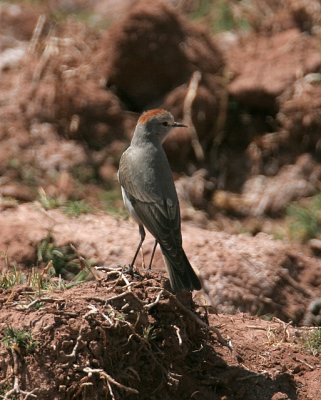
[
  {"left": 118, "top": 151, "right": 157, "bottom": 203},
  {"left": 118, "top": 149, "right": 182, "bottom": 250},
  {"left": 129, "top": 193, "right": 182, "bottom": 251}
]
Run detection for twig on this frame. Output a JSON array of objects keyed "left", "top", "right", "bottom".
[
  {"left": 95, "top": 266, "right": 124, "bottom": 272},
  {"left": 28, "top": 15, "right": 46, "bottom": 54},
  {"left": 120, "top": 272, "right": 132, "bottom": 291},
  {"left": 106, "top": 380, "right": 116, "bottom": 400},
  {"left": 293, "top": 357, "right": 315, "bottom": 370},
  {"left": 17, "top": 297, "right": 61, "bottom": 310},
  {"left": 105, "top": 291, "right": 143, "bottom": 306},
  {"left": 183, "top": 71, "right": 204, "bottom": 161},
  {"left": 144, "top": 290, "right": 164, "bottom": 310},
  {"left": 83, "top": 367, "right": 139, "bottom": 395},
  {"left": 64, "top": 326, "right": 85, "bottom": 361},
  {"left": 84, "top": 291, "right": 135, "bottom": 306},
  {"left": 173, "top": 325, "right": 182, "bottom": 346},
  {"left": 245, "top": 325, "right": 267, "bottom": 330}
]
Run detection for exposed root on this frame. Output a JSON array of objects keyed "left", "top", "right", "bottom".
[
  {"left": 173, "top": 325, "right": 183, "bottom": 346},
  {"left": 162, "top": 288, "right": 233, "bottom": 351},
  {"left": 62, "top": 325, "right": 86, "bottom": 366},
  {"left": 83, "top": 367, "right": 139, "bottom": 396},
  {"left": 2, "top": 349, "right": 38, "bottom": 400},
  {"left": 144, "top": 289, "right": 164, "bottom": 310}
]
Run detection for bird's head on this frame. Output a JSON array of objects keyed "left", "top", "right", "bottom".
[{"left": 134, "top": 109, "right": 187, "bottom": 143}]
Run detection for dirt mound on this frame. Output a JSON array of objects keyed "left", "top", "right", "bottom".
[
  {"left": 227, "top": 29, "right": 321, "bottom": 110},
  {"left": 213, "top": 154, "right": 321, "bottom": 216},
  {"left": 195, "top": 231, "right": 321, "bottom": 325},
  {"left": 278, "top": 79, "right": 321, "bottom": 156},
  {"left": 236, "top": 0, "right": 321, "bottom": 34},
  {"left": 97, "top": 0, "right": 226, "bottom": 170},
  {"left": 14, "top": 22, "right": 129, "bottom": 149},
  {"left": 0, "top": 9, "right": 131, "bottom": 196},
  {"left": 0, "top": 275, "right": 215, "bottom": 399},
  {"left": 0, "top": 116, "right": 89, "bottom": 201},
  {"left": 99, "top": 0, "right": 224, "bottom": 114},
  {"left": 95, "top": 0, "right": 227, "bottom": 169},
  {"left": 0, "top": 276, "right": 320, "bottom": 399}
]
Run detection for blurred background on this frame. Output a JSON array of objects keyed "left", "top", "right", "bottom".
[{"left": 1, "top": 0, "right": 321, "bottom": 246}]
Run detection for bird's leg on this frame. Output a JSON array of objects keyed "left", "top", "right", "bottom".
[
  {"left": 140, "top": 245, "right": 146, "bottom": 269},
  {"left": 148, "top": 240, "right": 158, "bottom": 270},
  {"left": 129, "top": 225, "right": 146, "bottom": 275}
]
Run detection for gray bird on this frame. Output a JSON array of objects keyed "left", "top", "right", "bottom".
[{"left": 118, "top": 108, "right": 201, "bottom": 292}]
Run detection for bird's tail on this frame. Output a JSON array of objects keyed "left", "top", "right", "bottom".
[{"left": 161, "top": 246, "right": 201, "bottom": 292}]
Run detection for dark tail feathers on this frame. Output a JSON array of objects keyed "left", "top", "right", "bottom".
[{"left": 161, "top": 247, "right": 201, "bottom": 292}]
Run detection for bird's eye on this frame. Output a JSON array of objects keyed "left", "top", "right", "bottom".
[{"left": 162, "top": 121, "right": 169, "bottom": 126}]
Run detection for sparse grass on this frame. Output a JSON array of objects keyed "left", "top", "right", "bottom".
[
  {"left": 2, "top": 326, "right": 37, "bottom": 353},
  {"left": 0, "top": 258, "right": 56, "bottom": 291},
  {"left": 37, "top": 188, "right": 62, "bottom": 210},
  {"left": 0, "top": 237, "right": 93, "bottom": 293},
  {"left": 62, "top": 199, "right": 93, "bottom": 217},
  {"left": 304, "top": 328, "right": 321, "bottom": 356},
  {"left": 188, "top": 0, "right": 250, "bottom": 32},
  {"left": 0, "top": 265, "right": 25, "bottom": 289},
  {"left": 0, "top": 262, "right": 65, "bottom": 292},
  {"left": 286, "top": 194, "right": 321, "bottom": 242},
  {"left": 143, "top": 325, "right": 157, "bottom": 342}
]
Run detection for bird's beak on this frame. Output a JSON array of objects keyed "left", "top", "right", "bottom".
[{"left": 172, "top": 122, "right": 187, "bottom": 128}]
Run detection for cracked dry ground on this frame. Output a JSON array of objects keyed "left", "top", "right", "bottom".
[{"left": 0, "top": 205, "right": 320, "bottom": 399}]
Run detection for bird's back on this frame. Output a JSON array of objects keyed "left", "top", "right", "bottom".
[{"left": 119, "top": 141, "right": 177, "bottom": 204}]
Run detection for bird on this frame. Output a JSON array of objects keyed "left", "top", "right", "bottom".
[{"left": 118, "top": 108, "right": 201, "bottom": 292}]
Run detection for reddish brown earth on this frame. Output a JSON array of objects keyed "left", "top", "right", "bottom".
[
  {"left": 0, "top": 205, "right": 320, "bottom": 398},
  {"left": 1, "top": 0, "right": 321, "bottom": 399},
  {"left": 0, "top": 274, "right": 321, "bottom": 400}
]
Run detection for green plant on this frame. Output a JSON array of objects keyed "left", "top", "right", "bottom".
[
  {"left": 188, "top": 0, "right": 250, "bottom": 32},
  {"left": 63, "top": 199, "right": 92, "bottom": 217},
  {"left": 36, "top": 235, "right": 93, "bottom": 284},
  {"left": 143, "top": 325, "right": 157, "bottom": 342},
  {"left": 0, "top": 262, "right": 60, "bottom": 292},
  {"left": 2, "top": 326, "right": 37, "bottom": 353},
  {"left": 37, "top": 236, "right": 80, "bottom": 279},
  {"left": 287, "top": 194, "right": 321, "bottom": 242},
  {"left": 0, "top": 264, "right": 24, "bottom": 289},
  {"left": 37, "top": 188, "right": 62, "bottom": 210},
  {"left": 305, "top": 328, "right": 321, "bottom": 356}
]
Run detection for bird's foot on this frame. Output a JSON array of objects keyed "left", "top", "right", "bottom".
[{"left": 122, "top": 264, "right": 143, "bottom": 280}]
